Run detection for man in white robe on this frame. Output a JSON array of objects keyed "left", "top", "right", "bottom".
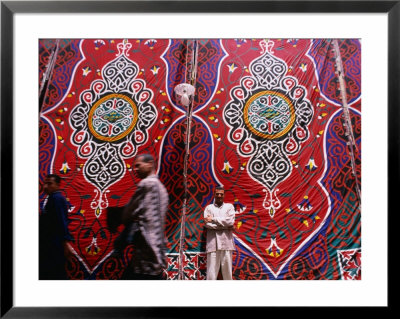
[{"left": 203, "top": 186, "right": 235, "bottom": 280}]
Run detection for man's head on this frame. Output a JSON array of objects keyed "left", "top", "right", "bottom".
[
  {"left": 214, "top": 186, "right": 225, "bottom": 206},
  {"left": 134, "top": 153, "right": 155, "bottom": 179},
  {"left": 43, "top": 174, "right": 61, "bottom": 195}
]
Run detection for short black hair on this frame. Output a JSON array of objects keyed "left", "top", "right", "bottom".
[
  {"left": 215, "top": 186, "right": 224, "bottom": 192},
  {"left": 46, "top": 174, "right": 61, "bottom": 184},
  {"left": 137, "top": 153, "right": 155, "bottom": 164}
]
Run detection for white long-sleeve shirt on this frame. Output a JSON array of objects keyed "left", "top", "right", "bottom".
[{"left": 204, "top": 202, "right": 235, "bottom": 253}]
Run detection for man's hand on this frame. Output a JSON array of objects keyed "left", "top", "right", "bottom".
[{"left": 205, "top": 214, "right": 213, "bottom": 223}]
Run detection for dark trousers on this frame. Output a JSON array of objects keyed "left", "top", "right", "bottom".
[{"left": 39, "top": 242, "right": 68, "bottom": 280}]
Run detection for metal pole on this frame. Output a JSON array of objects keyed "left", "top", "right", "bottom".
[
  {"left": 178, "top": 39, "right": 198, "bottom": 280},
  {"left": 39, "top": 39, "right": 60, "bottom": 113},
  {"left": 332, "top": 39, "right": 361, "bottom": 208}
]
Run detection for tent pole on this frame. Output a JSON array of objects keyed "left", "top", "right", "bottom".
[
  {"left": 178, "top": 39, "right": 198, "bottom": 280},
  {"left": 39, "top": 39, "right": 60, "bottom": 113},
  {"left": 332, "top": 39, "right": 362, "bottom": 209}
]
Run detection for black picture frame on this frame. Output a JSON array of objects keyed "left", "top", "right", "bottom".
[{"left": 1, "top": 1, "right": 395, "bottom": 317}]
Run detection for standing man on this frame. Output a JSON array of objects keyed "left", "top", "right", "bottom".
[
  {"left": 39, "top": 174, "right": 74, "bottom": 280},
  {"left": 121, "top": 153, "right": 169, "bottom": 280},
  {"left": 203, "top": 186, "right": 235, "bottom": 280}
]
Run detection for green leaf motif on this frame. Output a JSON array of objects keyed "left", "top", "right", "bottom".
[
  {"left": 245, "top": 235, "right": 253, "bottom": 244},
  {"left": 280, "top": 192, "right": 292, "bottom": 197},
  {"left": 260, "top": 229, "right": 268, "bottom": 239},
  {"left": 99, "top": 230, "right": 107, "bottom": 239},
  {"left": 83, "top": 229, "right": 92, "bottom": 239}
]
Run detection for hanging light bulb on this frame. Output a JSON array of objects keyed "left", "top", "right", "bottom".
[{"left": 174, "top": 83, "right": 195, "bottom": 107}]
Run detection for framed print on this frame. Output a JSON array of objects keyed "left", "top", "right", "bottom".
[{"left": 1, "top": 0, "right": 395, "bottom": 317}]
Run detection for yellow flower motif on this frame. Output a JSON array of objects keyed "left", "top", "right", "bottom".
[
  {"left": 144, "top": 39, "right": 157, "bottom": 49},
  {"left": 266, "top": 238, "right": 283, "bottom": 258},
  {"left": 86, "top": 237, "right": 100, "bottom": 255},
  {"left": 150, "top": 65, "right": 160, "bottom": 75},
  {"left": 162, "top": 106, "right": 171, "bottom": 113},
  {"left": 60, "top": 162, "right": 70, "bottom": 174},
  {"left": 227, "top": 63, "right": 237, "bottom": 73},
  {"left": 222, "top": 160, "right": 233, "bottom": 174},
  {"left": 306, "top": 158, "right": 317, "bottom": 171},
  {"left": 82, "top": 67, "right": 91, "bottom": 76}
]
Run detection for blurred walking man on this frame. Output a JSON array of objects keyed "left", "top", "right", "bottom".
[{"left": 121, "top": 154, "right": 169, "bottom": 280}]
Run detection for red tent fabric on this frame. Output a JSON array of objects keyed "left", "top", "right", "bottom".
[{"left": 39, "top": 38, "right": 361, "bottom": 279}]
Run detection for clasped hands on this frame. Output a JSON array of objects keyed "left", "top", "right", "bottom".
[{"left": 204, "top": 214, "right": 213, "bottom": 223}]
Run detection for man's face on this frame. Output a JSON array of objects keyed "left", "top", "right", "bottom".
[
  {"left": 43, "top": 177, "right": 59, "bottom": 195},
  {"left": 134, "top": 157, "right": 152, "bottom": 179},
  {"left": 214, "top": 189, "right": 225, "bottom": 205}
]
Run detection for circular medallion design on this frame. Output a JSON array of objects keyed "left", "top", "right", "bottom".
[
  {"left": 244, "top": 90, "right": 295, "bottom": 139},
  {"left": 88, "top": 93, "right": 138, "bottom": 142}
]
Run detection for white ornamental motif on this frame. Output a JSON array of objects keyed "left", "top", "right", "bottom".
[
  {"left": 224, "top": 40, "right": 313, "bottom": 217},
  {"left": 70, "top": 39, "right": 157, "bottom": 217}
]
